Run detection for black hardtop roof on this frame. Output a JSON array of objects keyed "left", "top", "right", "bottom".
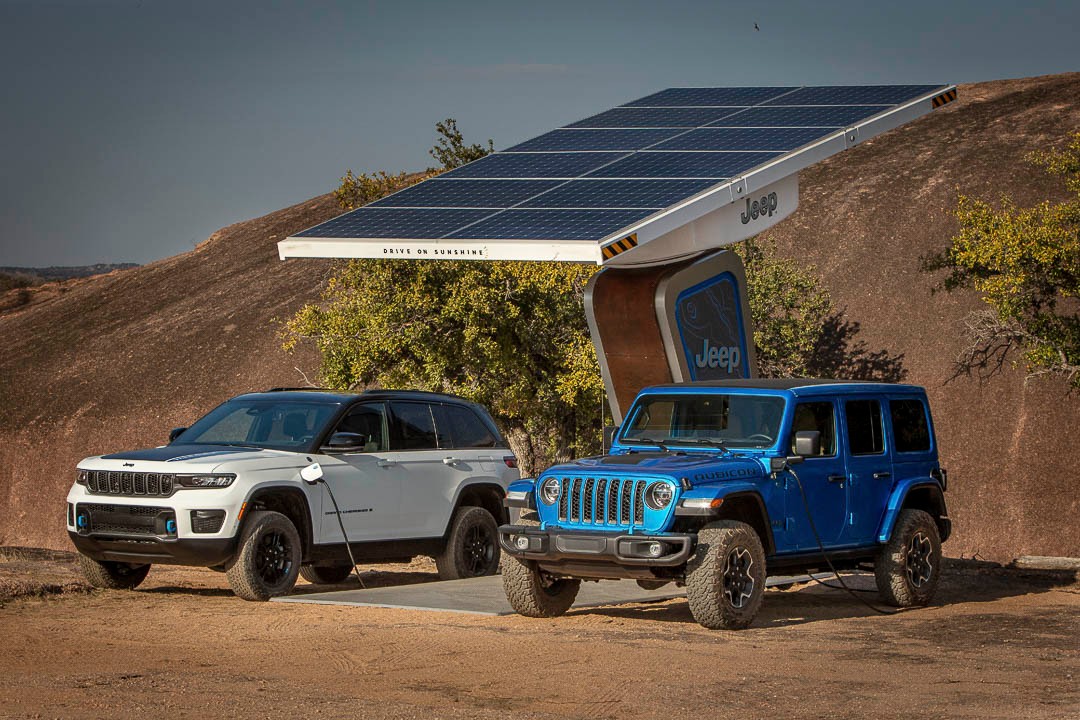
[
  {"left": 642, "top": 378, "right": 925, "bottom": 394},
  {"left": 237, "top": 388, "right": 477, "bottom": 404}
]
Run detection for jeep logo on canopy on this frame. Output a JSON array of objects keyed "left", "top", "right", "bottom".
[{"left": 740, "top": 192, "right": 779, "bottom": 224}]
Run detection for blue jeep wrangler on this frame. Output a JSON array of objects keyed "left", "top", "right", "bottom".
[{"left": 499, "top": 379, "right": 951, "bottom": 629}]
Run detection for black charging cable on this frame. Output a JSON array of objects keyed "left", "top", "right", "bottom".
[
  {"left": 318, "top": 479, "right": 366, "bottom": 589},
  {"left": 784, "top": 462, "right": 899, "bottom": 615}
]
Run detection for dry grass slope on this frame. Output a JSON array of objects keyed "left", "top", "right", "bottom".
[{"left": 1, "top": 73, "right": 1077, "bottom": 560}]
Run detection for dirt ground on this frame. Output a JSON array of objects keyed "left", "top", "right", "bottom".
[{"left": 0, "top": 550, "right": 1076, "bottom": 720}]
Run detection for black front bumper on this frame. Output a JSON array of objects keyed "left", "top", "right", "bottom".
[
  {"left": 498, "top": 524, "right": 694, "bottom": 567},
  {"left": 69, "top": 532, "right": 238, "bottom": 567}
]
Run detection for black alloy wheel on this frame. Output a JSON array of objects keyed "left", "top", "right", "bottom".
[
  {"left": 256, "top": 529, "right": 294, "bottom": 585},
  {"left": 463, "top": 523, "right": 496, "bottom": 576},
  {"left": 722, "top": 546, "right": 756, "bottom": 609},
  {"left": 905, "top": 531, "right": 934, "bottom": 588}
]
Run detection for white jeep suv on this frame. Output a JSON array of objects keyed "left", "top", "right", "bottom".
[{"left": 66, "top": 389, "right": 519, "bottom": 600}]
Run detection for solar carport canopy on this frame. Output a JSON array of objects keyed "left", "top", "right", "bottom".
[{"left": 279, "top": 84, "right": 957, "bottom": 266}]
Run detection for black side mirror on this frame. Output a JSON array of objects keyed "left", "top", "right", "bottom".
[
  {"left": 794, "top": 430, "right": 821, "bottom": 457},
  {"left": 323, "top": 432, "right": 367, "bottom": 451},
  {"left": 169, "top": 427, "right": 187, "bottom": 442}
]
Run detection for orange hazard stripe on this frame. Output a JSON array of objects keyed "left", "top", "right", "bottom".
[
  {"left": 931, "top": 88, "right": 958, "bottom": 108},
  {"left": 601, "top": 233, "right": 638, "bottom": 260}
]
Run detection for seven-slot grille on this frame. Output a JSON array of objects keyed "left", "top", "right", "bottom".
[
  {"left": 556, "top": 477, "right": 650, "bottom": 527},
  {"left": 86, "top": 470, "right": 175, "bottom": 497}
]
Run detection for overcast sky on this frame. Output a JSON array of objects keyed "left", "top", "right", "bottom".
[{"left": 1, "top": 0, "right": 1077, "bottom": 267}]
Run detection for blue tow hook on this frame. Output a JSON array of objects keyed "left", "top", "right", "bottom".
[
  {"left": 76, "top": 514, "right": 88, "bottom": 529},
  {"left": 166, "top": 519, "right": 177, "bottom": 534}
]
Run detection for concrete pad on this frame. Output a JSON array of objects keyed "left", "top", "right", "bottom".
[{"left": 272, "top": 573, "right": 812, "bottom": 616}]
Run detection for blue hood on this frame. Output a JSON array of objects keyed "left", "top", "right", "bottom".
[{"left": 550, "top": 452, "right": 767, "bottom": 484}]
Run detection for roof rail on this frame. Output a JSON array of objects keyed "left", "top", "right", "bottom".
[{"left": 264, "top": 386, "right": 343, "bottom": 393}]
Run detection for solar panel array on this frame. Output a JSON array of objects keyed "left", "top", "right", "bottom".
[{"left": 295, "top": 85, "right": 948, "bottom": 244}]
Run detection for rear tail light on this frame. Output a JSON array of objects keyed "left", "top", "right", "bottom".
[{"left": 503, "top": 456, "right": 518, "bottom": 469}]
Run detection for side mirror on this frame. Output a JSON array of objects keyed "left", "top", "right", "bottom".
[
  {"left": 794, "top": 430, "right": 821, "bottom": 457},
  {"left": 300, "top": 462, "right": 323, "bottom": 485},
  {"left": 169, "top": 427, "right": 187, "bottom": 442},
  {"left": 323, "top": 432, "right": 367, "bottom": 451}
]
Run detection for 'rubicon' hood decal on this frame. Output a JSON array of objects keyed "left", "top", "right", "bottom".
[{"left": 101, "top": 445, "right": 265, "bottom": 462}]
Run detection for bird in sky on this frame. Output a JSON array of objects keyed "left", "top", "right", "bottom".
[{"left": 754, "top": 22, "right": 760, "bottom": 31}]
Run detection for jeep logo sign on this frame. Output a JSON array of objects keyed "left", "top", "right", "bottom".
[
  {"left": 740, "top": 192, "right": 779, "bottom": 224},
  {"left": 694, "top": 339, "right": 741, "bottom": 374},
  {"left": 674, "top": 271, "right": 750, "bottom": 381}
]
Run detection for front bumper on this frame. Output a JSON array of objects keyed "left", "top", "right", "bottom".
[
  {"left": 498, "top": 524, "right": 694, "bottom": 567},
  {"left": 69, "top": 531, "right": 238, "bottom": 567}
]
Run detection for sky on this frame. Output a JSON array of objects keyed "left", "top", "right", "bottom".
[{"left": 1, "top": 0, "right": 1077, "bottom": 268}]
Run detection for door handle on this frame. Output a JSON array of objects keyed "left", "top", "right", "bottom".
[
  {"left": 377, "top": 460, "right": 397, "bottom": 468},
  {"left": 873, "top": 471, "right": 892, "bottom": 480},
  {"left": 827, "top": 474, "right": 846, "bottom": 483},
  {"left": 442, "top": 457, "right": 458, "bottom": 465}
]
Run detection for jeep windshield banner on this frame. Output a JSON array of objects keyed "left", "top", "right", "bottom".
[{"left": 675, "top": 272, "right": 750, "bottom": 380}]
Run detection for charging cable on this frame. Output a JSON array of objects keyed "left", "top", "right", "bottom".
[
  {"left": 318, "top": 479, "right": 366, "bottom": 590},
  {"left": 784, "top": 462, "right": 898, "bottom": 615}
]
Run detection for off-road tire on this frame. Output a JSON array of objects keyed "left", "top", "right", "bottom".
[
  {"left": 299, "top": 564, "right": 354, "bottom": 585},
  {"left": 875, "top": 508, "right": 942, "bottom": 607},
  {"left": 77, "top": 554, "right": 150, "bottom": 590},
  {"left": 686, "top": 520, "right": 767, "bottom": 630},
  {"left": 225, "top": 510, "right": 301, "bottom": 601},
  {"left": 435, "top": 505, "right": 500, "bottom": 580},
  {"left": 501, "top": 553, "right": 581, "bottom": 618},
  {"left": 636, "top": 579, "right": 670, "bottom": 591}
]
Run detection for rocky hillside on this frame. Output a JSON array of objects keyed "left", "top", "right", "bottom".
[{"left": 1, "top": 73, "right": 1077, "bottom": 561}]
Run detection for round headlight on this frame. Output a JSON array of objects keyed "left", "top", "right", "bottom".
[
  {"left": 645, "top": 481, "right": 674, "bottom": 510},
  {"left": 538, "top": 477, "right": 560, "bottom": 505}
]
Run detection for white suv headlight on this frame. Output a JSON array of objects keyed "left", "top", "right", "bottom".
[{"left": 175, "top": 474, "right": 236, "bottom": 489}]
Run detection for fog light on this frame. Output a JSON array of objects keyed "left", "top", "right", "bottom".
[
  {"left": 516, "top": 536, "right": 533, "bottom": 551},
  {"left": 647, "top": 542, "right": 665, "bottom": 557}
]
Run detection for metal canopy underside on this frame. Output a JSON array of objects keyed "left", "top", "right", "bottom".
[{"left": 279, "top": 84, "right": 957, "bottom": 266}]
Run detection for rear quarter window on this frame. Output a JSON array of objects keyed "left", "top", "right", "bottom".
[
  {"left": 890, "top": 399, "right": 931, "bottom": 453},
  {"left": 434, "top": 404, "right": 498, "bottom": 448}
]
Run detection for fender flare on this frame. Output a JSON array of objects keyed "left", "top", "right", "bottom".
[
  {"left": 876, "top": 479, "right": 948, "bottom": 543},
  {"left": 677, "top": 483, "right": 775, "bottom": 554}
]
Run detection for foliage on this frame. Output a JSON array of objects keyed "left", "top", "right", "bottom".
[
  {"left": 923, "top": 132, "right": 1080, "bottom": 388},
  {"left": 334, "top": 170, "right": 416, "bottom": 211},
  {"left": 736, "top": 238, "right": 835, "bottom": 377},
  {"left": 428, "top": 118, "right": 494, "bottom": 171}
]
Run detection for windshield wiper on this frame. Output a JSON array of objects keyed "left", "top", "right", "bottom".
[
  {"left": 621, "top": 437, "right": 670, "bottom": 452},
  {"left": 204, "top": 442, "right": 263, "bottom": 450},
  {"left": 665, "top": 437, "right": 727, "bottom": 451}
]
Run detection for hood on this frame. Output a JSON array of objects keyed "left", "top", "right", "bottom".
[
  {"left": 549, "top": 452, "right": 767, "bottom": 484},
  {"left": 101, "top": 444, "right": 273, "bottom": 463}
]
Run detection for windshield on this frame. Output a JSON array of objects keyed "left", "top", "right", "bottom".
[
  {"left": 621, "top": 393, "right": 786, "bottom": 449},
  {"left": 174, "top": 398, "right": 342, "bottom": 451}
]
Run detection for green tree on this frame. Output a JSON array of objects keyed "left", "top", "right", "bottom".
[
  {"left": 923, "top": 132, "right": 1080, "bottom": 388},
  {"left": 736, "top": 238, "right": 835, "bottom": 377},
  {"left": 428, "top": 118, "right": 494, "bottom": 170}
]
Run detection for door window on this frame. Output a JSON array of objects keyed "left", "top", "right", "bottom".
[
  {"left": 846, "top": 400, "right": 884, "bottom": 456},
  {"left": 390, "top": 402, "right": 439, "bottom": 450},
  {"left": 333, "top": 403, "right": 388, "bottom": 452},
  {"left": 890, "top": 399, "right": 931, "bottom": 453},
  {"left": 433, "top": 404, "right": 498, "bottom": 448},
  {"left": 789, "top": 402, "right": 836, "bottom": 456}
]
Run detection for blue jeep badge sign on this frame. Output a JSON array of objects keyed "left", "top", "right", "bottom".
[{"left": 675, "top": 272, "right": 750, "bottom": 380}]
